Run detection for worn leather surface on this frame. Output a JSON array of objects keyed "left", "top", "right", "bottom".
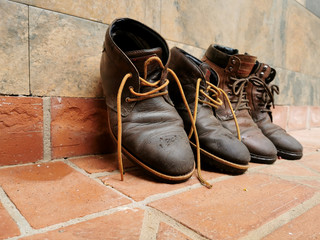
[
  {"left": 100, "top": 18, "right": 194, "bottom": 177},
  {"left": 202, "top": 45, "right": 277, "bottom": 162},
  {"left": 168, "top": 47, "right": 250, "bottom": 167},
  {"left": 248, "top": 62, "right": 303, "bottom": 159}
]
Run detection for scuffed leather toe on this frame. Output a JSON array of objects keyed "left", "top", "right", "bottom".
[
  {"left": 267, "top": 130, "right": 303, "bottom": 160},
  {"left": 241, "top": 127, "right": 277, "bottom": 163}
]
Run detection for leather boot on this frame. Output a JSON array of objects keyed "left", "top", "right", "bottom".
[
  {"left": 247, "top": 61, "right": 303, "bottom": 160},
  {"left": 100, "top": 18, "right": 195, "bottom": 181},
  {"left": 168, "top": 47, "right": 250, "bottom": 174},
  {"left": 202, "top": 44, "right": 277, "bottom": 163}
]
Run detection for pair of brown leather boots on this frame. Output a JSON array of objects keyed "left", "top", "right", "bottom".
[{"left": 100, "top": 18, "right": 303, "bottom": 187}]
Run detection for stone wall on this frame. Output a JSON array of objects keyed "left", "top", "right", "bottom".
[{"left": 1, "top": 0, "right": 319, "bottom": 165}]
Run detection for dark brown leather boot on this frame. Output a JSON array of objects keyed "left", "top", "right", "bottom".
[
  {"left": 247, "top": 61, "right": 303, "bottom": 160},
  {"left": 100, "top": 18, "right": 195, "bottom": 181},
  {"left": 168, "top": 47, "right": 250, "bottom": 173},
  {"left": 202, "top": 44, "right": 277, "bottom": 163}
]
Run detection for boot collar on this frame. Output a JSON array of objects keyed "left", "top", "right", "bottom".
[{"left": 204, "top": 44, "right": 257, "bottom": 78}]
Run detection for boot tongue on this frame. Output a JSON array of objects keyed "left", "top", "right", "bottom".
[
  {"left": 235, "top": 54, "right": 257, "bottom": 78},
  {"left": 126, "top": 47, "right": 163, "bottom": 82},
  {"left": 251, "top": 61, "right": 276, "bottom": 84},
  {"left": 199, "top": 63, "right": 219, "bottom": 86}
]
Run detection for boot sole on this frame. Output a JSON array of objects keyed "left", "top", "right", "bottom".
[
  {"left": 107, "top": 111, "right": 195, "bottom": 182},
  {"left": 250, "top": 153, "right": 277, "bottom": 164},
  {"left": 277, "top": 149, "right": 303, "bottom": 160},
  {"left": 189, "top": 141, "right": 249, "bottom": 175}
]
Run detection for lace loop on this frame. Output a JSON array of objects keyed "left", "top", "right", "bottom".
[{"left": 188, "top": 78, "right": 241, "bottom": 161}]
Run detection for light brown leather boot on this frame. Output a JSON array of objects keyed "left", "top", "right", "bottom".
[
  {"left": 247, "top": 61, "right": 303, "bottom": 160},
  {"left": 100, "top": 18, "right": 195, "bottom": 181},
  {"left": 202, "top": 44, "right": 277, "bottom": 163},
  {"left": 168, "top": 47, "right": 250, "bottom": 174}
]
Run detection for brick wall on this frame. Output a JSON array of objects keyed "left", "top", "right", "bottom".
[{"left": 1, "top": 0, "right": 320, "bottom": 166}]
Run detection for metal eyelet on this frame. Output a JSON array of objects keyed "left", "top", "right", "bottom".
[
  {"left": 259, "top": 72, "right": 265, "bottom": 78},
  {"left": 263, "top": 65, "right": 268, "bottom": 71},
  {"left": 125, "top": 97, "right": 130, "bottom": 103},
  {"left": 231, "top": 59, "right": 236, "bottom": 64},
  {"left": 229, "top": 66, "right": 233, "bottom": 72}
]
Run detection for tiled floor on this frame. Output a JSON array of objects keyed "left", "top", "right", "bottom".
[{"left": 0, "top": 128, "right": 319, "bottom": 240}]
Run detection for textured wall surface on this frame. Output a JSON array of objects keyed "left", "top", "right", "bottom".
[{"left": 0, "top": 0, "right": 318, "bottom": 106}]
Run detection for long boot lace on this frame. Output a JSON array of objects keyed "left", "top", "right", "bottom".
[{"left": 116, "top": 56, "right": 212, "bottom": 188}]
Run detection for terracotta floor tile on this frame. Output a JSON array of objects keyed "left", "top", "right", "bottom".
[
  {"left": 299, "top": 152, "right": 320, "bottom": 173},
  {"left": 0, "top": 202, "right": 20, "bottom": 239},
  {"left": 70, "top": 153, "right": 134, "bottom": 174},
  {"left": 263, "top": 204, "right": 320, "bottom": 239},
  {"left": 255, "top": 160, "right": 319, "bottom": 177},
  {"left": 289, "top": 128, "right": 320, "bottom": 151},
  {"left": 0, "top": 162, "right": 130, "bottom": 229},
  {"left": 20, "top": 208, "right": 144, "bottom": 240},
  {"left": 149, "top": 173, "right": 316, "bottom": 240},
  {"left": 101, "top": 169, "right": 224, "bottom": 201},
  {"left": 157, "top": 222, "right": 192, "bottom": 240}
]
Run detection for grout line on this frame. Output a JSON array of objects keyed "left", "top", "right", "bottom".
[
  {"left": 63, "top": 159, "right": 135, "bottom": 203},
  {"left": 239, "top": 191, "right": 320, "bottom": 240},
  {"left": 139, "top": 207, "right": 159, "bottom": 240},
  {"left": 9, "top": 0, "right": 109, "bottom": 25},
  {"left": 27, "top": 5, "right": 31, "bottom": 96},
  {"left": 0, "top": 187, "right": 33, "bottom": 235},
  {"left": 7, "top": 202, "right": 142, "bottom": 240},
  {"left": 42, "top": 97, "right": 51, "bottom": 161},
  {"left": 286, "top": 105, "right": 290, "bottom": 131},
  {"left": 306, "top": 105, "right": 311, "bottom": 129},
  {"left": 140, "top": 174, "right": 233, "bottom": 205},
  {"left": 140, "top": 207, "right": 210, "bottom": 240}
]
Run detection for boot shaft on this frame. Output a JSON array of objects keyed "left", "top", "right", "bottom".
[
  {"left": 100, "top": 18, "right": 170, "bottom": 116},
  {"left": 247, "top": 61, "right": 278, "bottom": 123},
  {"left": 202, "top": 44, "right": 257, "bottom": 121}
]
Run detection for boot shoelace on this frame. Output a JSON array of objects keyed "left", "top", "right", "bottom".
[
  {"left": 188, "top": 78, "right": 241, "bottom": 143},
  {"left": 228, "top": 76, "right": 254, "bottom": 112},
  {"left": 257, "top": 84, "right": 279, "bottom": 113},
  {"left": 117, "top": 56, "right": 212, "bottom": 188}
]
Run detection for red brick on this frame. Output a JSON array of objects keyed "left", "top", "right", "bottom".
[
  {"left": 0, "top": 202, "right": 20, "bottom": 239},
  {"left": 70, "top": 153, "right": 134, "bottom": 174},
  {"left": 264, "top": 204, "right": 320, "bottom": 239},
  {"left": 0, "top": 96, "right": 43, "bottom": 166},
  {"left": 20, "top": 209, "right": 144, "bottom": 240},
  {"left": 287, "top": 106, "right": 308, "bottom": 131},
  {"left": 101, "top": 169, "right": 223, "bottom": 201},
  {"left": 149, "top": 173, "right": 316, "bottom": 240},
  {"left": 309, "top": 106, "right": 320, "bottom": 128},
  {"left": 272, "top": 105, "right": 289, "bottom": 130},
  {"left": 157, "top": 222, "right": 192, "bottom": 240},
  {"left": 0, "top": 162, "right": 130, "bottom": 229},
  {"left": 51, "top": 97, "right": 116, "bottom": 159}
]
